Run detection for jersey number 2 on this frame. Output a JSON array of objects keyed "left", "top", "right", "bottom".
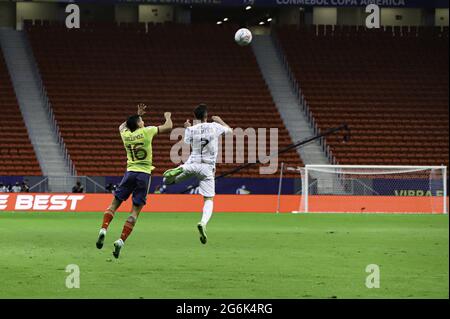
[{"left": 200, "top": 138, "right": 209, "bottom": 151}]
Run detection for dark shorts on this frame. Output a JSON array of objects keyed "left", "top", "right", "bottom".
[{"left": 114, "top": 171, "right": 152, "bottom": 206}]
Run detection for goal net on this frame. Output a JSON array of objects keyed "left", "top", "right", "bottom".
[{"left": 296, "top": 165, "right": 448, "bottom": 214}]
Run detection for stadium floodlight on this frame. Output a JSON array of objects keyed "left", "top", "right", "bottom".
[{"left": 295, "top": 165, "right": 448, "bottom": 214}]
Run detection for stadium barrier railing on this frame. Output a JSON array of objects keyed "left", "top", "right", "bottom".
[{"left": 28, "top": 176, "right": 106, "bottom": 193}]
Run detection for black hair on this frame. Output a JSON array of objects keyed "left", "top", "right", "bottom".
[
  {"left": 194, "top": 103, "right": 208, "bottom": 120},
  {"left": 126, "top": 114, "right": 141, "bottom": 132}
]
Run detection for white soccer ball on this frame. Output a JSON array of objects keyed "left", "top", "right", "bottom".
[{"left": 234, "top": 28, "right": 252, "bottom": 46}]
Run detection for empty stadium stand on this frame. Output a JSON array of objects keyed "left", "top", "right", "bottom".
[
  {"left": 0, "top": 47, "right": 41, "bottom": 176},
  {"left": 26, "top": 22, "right": 302, "bottom": 177},
  {"left": 276, "top": 25, "right": 449, "bottom": 166}
]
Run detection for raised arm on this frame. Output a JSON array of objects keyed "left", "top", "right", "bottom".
[
  {"left": 119, "top": 121, "right": 127, "bottom": 132},
  {"left": 158, "top": 112, "right": 173, "bottom": 134},
  {"left": 137, "top": 103, "right": 147, "bottom": 116},
  {"left": 119, "top": 103, "right": 147, "bottom": 132},
  {"left": 212, "top": 116, "right": 232, "bottom": 132}
]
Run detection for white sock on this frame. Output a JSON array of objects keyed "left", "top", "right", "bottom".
[{"left": 201, "top": 200, "right": 214, "bottom": 226}]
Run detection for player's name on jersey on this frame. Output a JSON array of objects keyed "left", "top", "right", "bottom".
[
  {"left": 123, "top": 133, "right": 144, "bottom": 142},
  {"left": 190, "top": 127, "right": 215, "bottom": 137}
]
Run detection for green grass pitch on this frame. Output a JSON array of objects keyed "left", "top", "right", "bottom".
[{"left": 0, "top": 212, "right": 448, "bottom": 299}]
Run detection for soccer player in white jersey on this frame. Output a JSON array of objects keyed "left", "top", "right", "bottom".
[{"left": 163, "top": 104, "right": 232, "bottom": 244}]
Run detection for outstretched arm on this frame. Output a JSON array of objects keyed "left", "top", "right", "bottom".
[{"left": 158, "top": 112, "right": 173, "bottom": 134}]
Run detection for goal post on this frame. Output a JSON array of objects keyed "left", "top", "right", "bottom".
[{"left": 298, "top": 165, "right": 448, "bottom": 214}]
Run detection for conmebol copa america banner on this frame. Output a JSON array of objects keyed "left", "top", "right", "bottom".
[{"left": 69, "top": 0, "right": 449, "bottom": 8}]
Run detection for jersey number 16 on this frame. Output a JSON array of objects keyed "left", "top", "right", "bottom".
[{"left": 127, "top": 143, "right": 147, "bottom": 161}]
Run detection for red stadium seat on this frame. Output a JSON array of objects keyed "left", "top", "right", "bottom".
[{"left": 276, "top": 25, "right": 449, "bottom": 166}]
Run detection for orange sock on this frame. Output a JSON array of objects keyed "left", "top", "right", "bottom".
[
  {"left": 102, "top": 209, "right": 114, "bottom": 230},
  {"left": 120, "top": 216, "right": 137, "bottom": 242}
]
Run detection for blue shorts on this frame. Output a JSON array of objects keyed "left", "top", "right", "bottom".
[{"left": 114, "top": 171, "right": 152, "bottom": 206}]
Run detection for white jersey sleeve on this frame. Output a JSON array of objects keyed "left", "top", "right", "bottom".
[
  {"left": 184, "top": 127, "right": 193, "bottom": 145},
  {"left": 212, "top": 122, "right": 232, "bottom": 136}
]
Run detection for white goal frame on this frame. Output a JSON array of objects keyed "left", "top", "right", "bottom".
[{"left": 301, "top": 165, "right": 448, "bottom": 214}]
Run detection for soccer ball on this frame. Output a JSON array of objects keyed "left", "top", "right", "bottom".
[{"left": 234, "top": 28, "right": 252, "bottom": 46}]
